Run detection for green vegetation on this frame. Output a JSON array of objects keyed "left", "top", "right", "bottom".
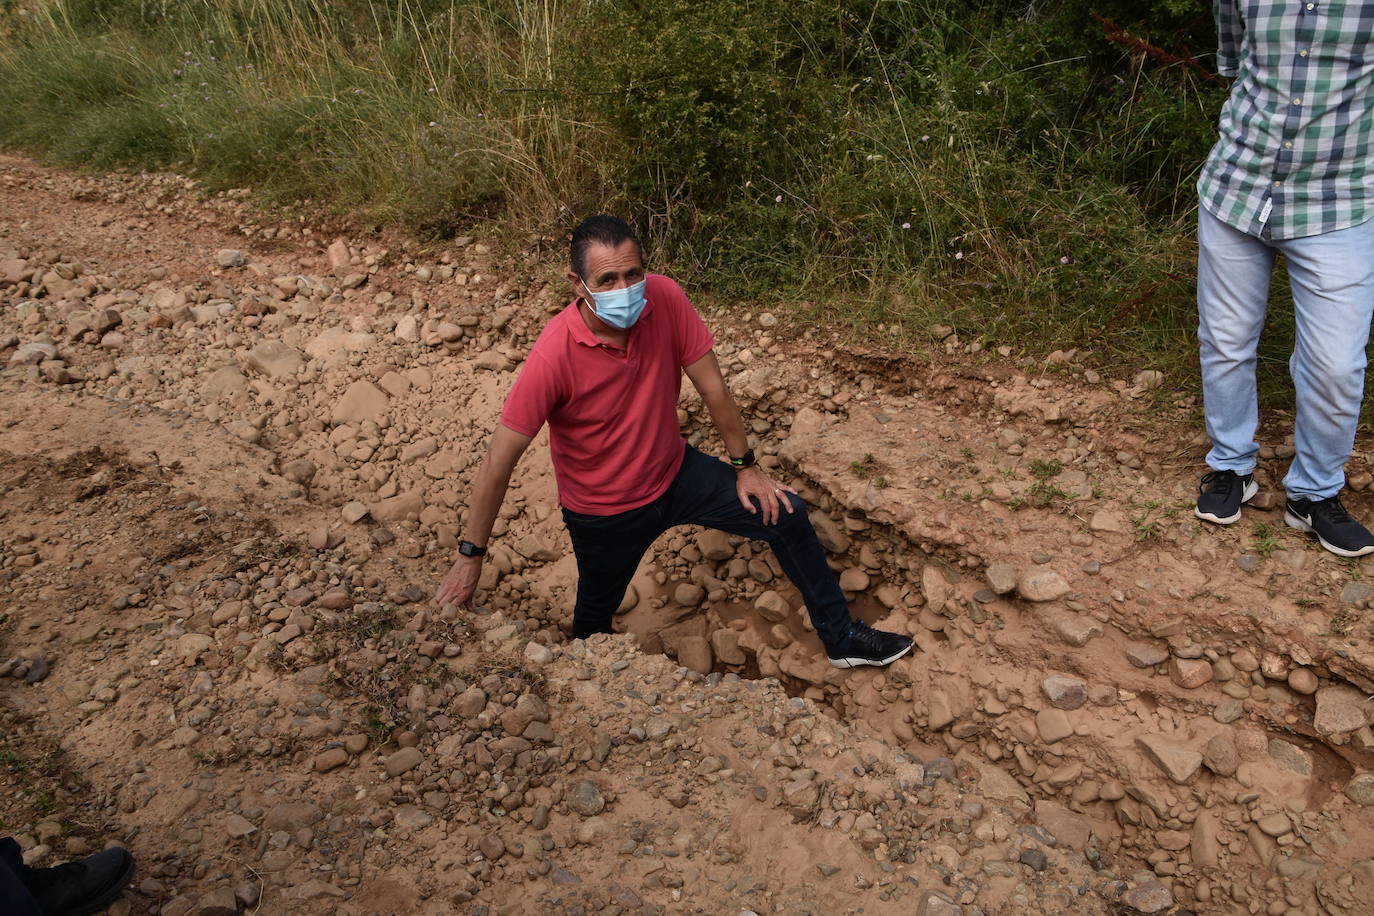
[
  {"left": 0, "top": 1, "right": 1306, "bottom": 394},
  {"left": 1251, "top": 521, "right": 1281, "bottom": 558},
  {"left": 850, "top": 452, "right": 877, "bottom": 479}
]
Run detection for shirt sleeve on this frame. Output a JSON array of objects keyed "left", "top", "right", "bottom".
[
  {"left": 499, "top": 350, "right": 560, "bottom": 437},
  {"left": 651, "top": 275, "right": 715, "bottom": 367},
  {"left": 1214, "top": 0, "right": 1242, "bottom": 78}
]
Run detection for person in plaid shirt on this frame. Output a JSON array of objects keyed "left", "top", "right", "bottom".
[{"left": 1193, "top": 0, "right": 1374, "bottom": 557}]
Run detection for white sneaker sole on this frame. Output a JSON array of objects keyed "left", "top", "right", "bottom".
[
  {"left": 1284, "top": 509, "right": 1374, "bottom": 558},
  {"left": 1195, "top": 479, "right": 1259, "bottom": 525},
  {"left": 828, "top": 642, "right": 913, "bottom": 669}
]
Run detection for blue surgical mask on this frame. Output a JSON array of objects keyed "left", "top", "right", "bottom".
[{"left": 581, "top": 278, "right": 647, "bottom": 329}]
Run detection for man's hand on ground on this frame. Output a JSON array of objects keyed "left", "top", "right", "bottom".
[
  {"left": 735, "top": 466, "right": 797, "bottom": 526},
  {"left": 435, "top": 554, "right": 483, "bottom": 608}
]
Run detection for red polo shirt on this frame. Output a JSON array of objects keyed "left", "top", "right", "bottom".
[{"left": 500, "top": 273, "right": 715, "bottom": 515}]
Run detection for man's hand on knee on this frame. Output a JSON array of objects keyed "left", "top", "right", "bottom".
[{"left": 735, "top": 466, "right": 797, "bottom": 526}]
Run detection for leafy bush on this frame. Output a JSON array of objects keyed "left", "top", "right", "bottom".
[{"left": 0, "top": 0, "right": 1278, "bottom": 393}]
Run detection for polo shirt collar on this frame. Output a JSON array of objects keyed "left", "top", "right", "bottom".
[
  {"left": 565, "top": 300, "right": 602, "bottom": 348},
  {"left": 565, "top": 294, "right": 655, "bottom": 349}
]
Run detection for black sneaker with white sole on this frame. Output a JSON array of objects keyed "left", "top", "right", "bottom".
[
  {"left": 827, "top": 621, "right": 913, "bottom": 669},
  {"left": 1195, "top": 470, "right": 1258, "bottom": 525},
  {"left": 1284, "top": 494, "right": 1374, "bottom": 558}
]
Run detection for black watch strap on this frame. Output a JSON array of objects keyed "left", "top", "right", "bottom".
[
  {"left": 458, "top": 540, "right": 487, "bottom": 557},
  {"left": 728, "top": 448, "right": 756, "bottom": 470}
]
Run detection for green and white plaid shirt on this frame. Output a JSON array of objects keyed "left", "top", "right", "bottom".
[{"left": 1198, "top": 0, "right": 1374, "bottom": 240}]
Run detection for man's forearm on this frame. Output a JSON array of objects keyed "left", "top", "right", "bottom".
[
  {"left": 460, "top": 425, "right": 533, "bottom": 547},
  {"left": 702, "top": 391, "right": 750, "bottom": 458},
  {"left": 461, "top": 455, "right": 513, "bottom": 547}
]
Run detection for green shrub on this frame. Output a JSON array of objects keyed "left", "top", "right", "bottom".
[{"left": 3, "top": 0, "right": 1314, "bottom": 404}]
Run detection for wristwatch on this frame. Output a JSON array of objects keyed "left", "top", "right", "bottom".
[
  {"left": 728, "top": 448, "right": 756, "bottom": 470},
  {"left": 458, "top": 540, "right": 487, "bottom": 557}
]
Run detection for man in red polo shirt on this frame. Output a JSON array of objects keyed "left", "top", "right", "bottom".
[{"left": 435, "top": 215, "right": 912, "bottom": 669}]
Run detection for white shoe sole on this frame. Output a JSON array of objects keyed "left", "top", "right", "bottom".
[
  {"left": 1284, "top": 509, "right": 1374, "bottom": 558},
  {"left": 1195, "top": 479, "right": 1259, "bottom": 525},
  {"left": 829, "top": 642, "right": 913, "bottom": 669}
]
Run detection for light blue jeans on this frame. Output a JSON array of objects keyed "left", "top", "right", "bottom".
[{"left": 1198, "top": 205, "right": 1374, "bottom": 500}]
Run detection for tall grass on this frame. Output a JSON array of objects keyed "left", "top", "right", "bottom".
[{"left": 0, "top": 0, "right": 1309, "bottom": 405}]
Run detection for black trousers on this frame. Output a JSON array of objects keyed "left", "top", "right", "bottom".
[{"left": 562, "top": 444, "right": 852, "bottom": 648}]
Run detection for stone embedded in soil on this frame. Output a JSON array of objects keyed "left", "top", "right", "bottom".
[
  {"left": 384, "top": 747, "right": 424, "bottom": 778},
  {"left": 1192, "top": 814, "right": 1221, "bottom": 867},
  {"left": 21, "top": 657, "right": 49, "bottom": 684},
  {"left": 1213, "top": 699, "right": 1245, "bottom": 724},
  {"left": 710, "top": 629, "right": 746, "bottom": 665},
  {"left": 1119, "top": 881, "right": 1174, "bottom": 914},
  {"left": 1136, "top": 735, "right": 1202, "bottom": 784},
  {"left": 677, "top": 637, "right": 713, "bottom": 675},
  {"left": 1125, "top": 641, "right": 1169, "bottom": 668},
  {"left": 673, "top": 583, "right": 706, "bottom": 607},
  {"left": 313, "top": 747, "right": 349, "bottom": 773},
  {"left": 1087, "top": 684, "right": 1117, "bottom": 707},
  {"left": 808, "top": 511, "right": 849, "bottom": 554},
  {"left": 455, "top": 687, "right": 486, "bottom": 718},
  {"left": 331, "top": 379, "right": 388, "bottom": 426},
  {"left": 928, "top": 691, "right": 956, "bottom": 731},
  {"left": 1345, "top": 773, "right": 1374, "bottom": 806},
  {"left": 524, "top": 641, "right": 553, "bottom": 665},
  {"left": 1341, "top": 582, "right": 1374, "bottom": 606},
  {"left": 1256, "top": 812, "right": 1292, "bottom": 837},
  {"left": 262, "top": 802, "right": 322, "bottom": 832},
  {"left": 1202, "top": 733, "right": 1238, "bottom": 777},
  {"left": 222, "top": 813, "right": 256, "bottom": 839},
  {"left": 1269, "top": 738, "right": 1314, "bottom": 776},
  {"left": 567, "top": 780, "right": 605, "bottom": 817},
  {"left": 1040, "top": 675, "right": 1088, "bottom": 710},
  {"left": 478, "top": 833, "right": 505, "bottom": 861},
  {"left": 1287, "top": 666, "right": 1319, "bottom": 695},
  {"left": 1052, "top": 615, "right": 1100, "bottom": 647},
  {"left": 838, "top": 567, "right": 870, "bottom": 591},
  {"left": 1314, "top": 685, "right": 1371, "bottom": 735},
  {"left": 915, "top": 890, "right": 962, "bottom": 916},
  {"left": 984, "top": 563, "right": 1017, "bottom": 595},
  {"left": 394, "top": 806, "right": 433, "bottom": 830},
  {"left": 1169, "top": 657, "right": 1213, "bottom": 689},
  {"left": 341, "top": 502, "right": 369, "bottom": 524},
  {"left": 755, "top": 590, "right": 790, "bottom": 622},
  {"left": 246, "top": 340, "right": 302, "bottom": 379},
  {"left": 194, "top": 886, "right": 239, "bottom": 916},
  {"left": 1016, "top": 567, "right": 1069, "bottom": 602},
  {"left": 1089, "top": 509, "right": 1127, "bottom": 534},
  {"left": 215, "top": 249, "right": 245, "bottom": 268},
  {"left": 1035, "top": 708, "right": 1073, "bottom": 744},
  {"left": 1155, "top": 829, "right": 1190, "bottom": 851},
  {"left": 697, "top": 529, "right": 733, "bottom": 561}
]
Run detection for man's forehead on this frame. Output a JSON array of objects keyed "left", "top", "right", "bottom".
[{"left": 582, "top": 240, "right": 643, "bottom": 273}]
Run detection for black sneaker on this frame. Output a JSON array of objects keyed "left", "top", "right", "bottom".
[
  {"left": 24, "top": 847, "right": 135, "bottom": 916},
  {"left": 827, "top": 621, "right": 913, "bottom": 669},
  {"left": 1195, "top": 470, "right": 1258, "bottom": 525},
  {"left": 1284, "top": 495, "right": 1374, "bottom": 558}
]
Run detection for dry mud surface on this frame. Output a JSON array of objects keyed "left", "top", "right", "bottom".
[{"left": 2, "top": 155, "right": 1374, "bottom": 915}]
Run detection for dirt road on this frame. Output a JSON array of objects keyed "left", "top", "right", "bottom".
[{"left": 3, "top": 155, "right": 1374, "bottom": 915}]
